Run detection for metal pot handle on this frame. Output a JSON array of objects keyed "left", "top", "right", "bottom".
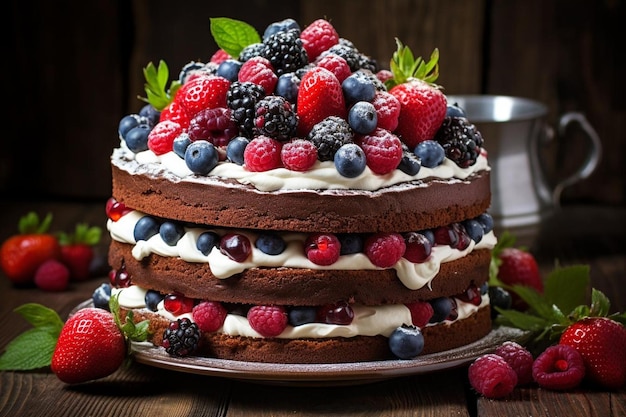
[{"left": 552, "top": 112, "right": 602, "bottom": 208}]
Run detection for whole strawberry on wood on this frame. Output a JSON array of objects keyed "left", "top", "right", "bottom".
[
  {"left": 0, "top": 212, "right": 61, "bottom": 285},
  {"left": 58, "top": 223, "right": 102, "bottom": 281},
  {"left": 385, "top": 40, "right": 447, "bottom": 148}
]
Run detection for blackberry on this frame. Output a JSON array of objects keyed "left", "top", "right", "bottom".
[
  {"left": 261, "top": 29, "right": 308, "bottom": 76},
  {"left": 434, "top": 117, "right": 484, "bottom": 168},
  {"left": 307, "top": 116, "right": 354, "bottom": 161},
  {"left": 238, "top": 43, "right": 265, "bottom": 62},
  {"left": 162, "top": 318, "right": 200, "bottom": 357},
  {"left": 324, "top": 41, "right": 362, "bottom": 72},
  {"left": 254, "top": 96, "right": 298, "bottom": 141},
  {"left": 227, "top": 81, "right": 266, "bottom": 138}
]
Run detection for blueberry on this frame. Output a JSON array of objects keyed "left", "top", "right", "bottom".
[
  {"left": 488, "top": 286, "right": 512, "bottom": 319},
  {"left": 463, "top": 219, "right": 484, "bottom": 243},
  {"left": 429, "top": 297, "right": 454, "bottom": 323},
  {"left": 145, "top": 290, "right": 164, "bottom": 312},
  {"left": 92, "top": 283, "right": 111, "bottom": 310},
  {"left": 118, "top": 114, "right": 141, "bottom": 138},
  {"left": 160, "top": 221, "right": 185, "bottom": 246},
  {"left": 173, "top": 133, "right": 192, "bottom": 159},
  {"left": 226, "top": 137, "right": 250, "bottom": 165},
  {"left": 217, "top": 59, "right": 242, "bottom": 82},
  {"left": 348, "top": 101, "right": 378, "bottom": 135},
  {"left": 476, "top": 213, "right": 494, "bottom": 233},
  {"left": 185, "top": 140, "right": 219, "bottom": 175},
  {"left": 124, "top": 124, "right": 151, "bottom": 153},
  {"left": 263, "top": 18, "right": 300, "bottom": 40},
  {"left": 334, "top": 143, "right": 366, "bottom": 178},
  {"left": 342, "top": 72, "right": 376, "bottom": 104},
  {"left": 276, "top": 73, "right": 300, "bottom": 103},
  {"left": 288, "top": 306, "right": 317, "bottom": 326},
  {"left": 255, "top": 233, "right": 286, "bottom": 255},
  {"left": 445, "top": 103, "right": 466, "bottom": 118},
  {"left": 480, "top": 282, "right": 489, "bottom": 295},
  {"left": 421, "top": 229, "right": 435, "bottom": 246},
  {"left": 397, "top": 153, "right": 422, "bottom": 176},
  {"left": 414, "top": 140, "right": 445, "bottom": 168},
  {"left": 178, "top": 61, "right": 206, "bottom": 83},
  {"left": 338, "top": 233, "right": 363, "bottom": 255},
  {"left": 134, "top": 216, "right": 160, "bottom": 241},
  {"left": 196, "top": 231, "right": 220, "bottom": 256},
  {"left": 139, "top": 104, "right": 161, "bottom": 127},
  {"left": 388, "top": 325, "right": 424, "bottom": 359}
]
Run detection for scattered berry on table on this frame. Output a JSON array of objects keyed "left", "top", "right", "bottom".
[
  {"left": 363, "top": 232, "right": 406, "bottom": 268},
  {"left": 243, "top": 136, "right": 283, "bottom": 171},
  {"left": 34, "top": 259, "right": 69, "bottom": 292},
  {"left": 192, "top": 301, "right": 228, "bottom": 332},
  {"left": 468, "top": 354, "right": 518, "bottom": 399},
  {"left": 162, "top": 317, "right": 201, "bottom": 357},
  {"left": 305, "top": 233, "right": 341, "bottom": 266},
  {"left": 281, "top": 138, "right": 318, "bottom": 171},
  {"left": 532, "top": 344, "right": 585, "bottom": 390},
  {"left": 497, "top": 247, "right": 543, "bottom": 310},
  {"left": 247, "top": 305, "right": 288, "bottom": 337},
  {"left": 358, "top": 128, "right": 403, "bottom": 175},
  {"left": 185, "top": 140, "right": 220, "bottom": 175},
  {"left": 389, "top": 325, "right": 424, "bottom": 359},
  {"left": 219, "top": 233, "right": 252, "bottom": 262},
  {"left": 404, "top": 301, "right": 434, "bottom": 327},
  {"left": 334, "top": 143, "right": 367, "bottom": 178},
  {"left": 495, "top": 341, "right": 534, "bottom": 386},
  {"left": 413, "top": 140, "right": 445, "bottom": 168}
]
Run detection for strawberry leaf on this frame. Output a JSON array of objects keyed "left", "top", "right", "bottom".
[
  {"left": 210, "top": 17, "right": 260, "bottom": 59},
  {"left": 543, "top": 264, "right": 589, "bottom": 314},
  {"left": 140, "top": 60, "right": 181, "bottom": 111},
  {"left": 109, "top": 293, "right": 150, "bottom": 343},
  {"left": 17, "top": 212, "right": 53, "bottom": 234},
  {"left": 385, "top": 39, "right": 440, "bottom": 90},
  {"left": 589, "top": 288, "right": 611, "bottom": 317}
]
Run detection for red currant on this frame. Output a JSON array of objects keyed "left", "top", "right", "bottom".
[
  {"left": 219, "top": 233, "right": 252, "bottom": 262},
  {"left": 318, "top": 300, "right": 354, "bottom": 325},
  {"left": 163, "top": 293, "right": 195, "bottom": 315},
  {"left": 109, "top": 266, "right": 131, "bottom": 288},
  {"left": 105, "top": 197, "right": 132, "bottom": 221}
]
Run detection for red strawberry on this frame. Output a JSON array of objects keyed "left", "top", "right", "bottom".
[
  {"left": 174, "top": 75, "right": 230, "bottom": 117},
  {"left": 0, "top": 212, "right": 61, "bottom": 285},
  {"left": 386, "top": 41, "right": 447, "bottom": 148},
  {"left": 58, "top": 223, "right": 102, "bottom": 281},
  {"left": 159, "top": 99, "right": 191, "bottom": 129},
  {"left": 296, "top": 67, "right": 346, "bottom": 136},
  {"left": 497, "top": 247, "right": 543, "bottom": 310},
  {"left": 51, "top": 308, "right": 126, "bottom": 384},
  {"left": 559, "top": 317, "right": 626, "bottom": 389}
]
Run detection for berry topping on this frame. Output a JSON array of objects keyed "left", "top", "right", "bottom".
[
  {"left": 297, "top": 67, "right": 347, "bottom": 136},
  {"left": 495, "top": 341, "right": 534, "bottom": 386},
  {"left": 238, "top": 56, "right": 278, "bottom": 95},
  {"left": 304, "top": 233, "right": 341, "bottom": 266},
  {"left": 216, "top": 59, "right": 242, "bottom": 82},
  {"left": 148, "top": 120, "right": 183, "bottom": 155},
  {"left": 413, "top": 140, "right": 445, "bottom": 168},
  {"left": 219, "top": 233, "right": 252, "bottom": 262},
  {"left": 226, "top": 136, "right": 250, "bottom": 165},
  {"left": 144, "top": 289, "right": 164, "bottom": 312},
  {"left": 163, "top": 293, "right": 195, "bottom": 315},
  {"left": 196, "top": 231, "right": 220, "bottom": 256},
  {"left": 275, "top": 72, "right": 301, "bottom": 103},
  {"left": 288, "top": 306, "right": 318, "bottom": 326},
  {"left": 263, "top": 18, "right": 301, "bottom": 40},
  {"left": 108, "top": 265, "right": 131, "bottom": 288},
  {"left": 397, "top": 144, "right": 422, "bottom": 176},
  {"left": 434, "top": 116, "right": 484, "bottom": 168},
  {"left": 159, "top": 221, "right": 185, "bottom": 246},
  {"left": 404, "top": 300, "right": 434, "bottom": 327},
  {"left": 342, "top": 71, "right": 377, "bottom": 104},
  {"left": 254, "top": 95, "right": 298, "bottom": 141},
  {"left": 281, "top": 138, "right": 318, "bottom": 171},
  {"left": 334, "top": 143, "right": 367, "bottom": 178},
  {"left": 462, "top": 218, "right": 484, "bottom": 243},
  {"left": 364, "top": 232, "right": 406, "bottom": 268},
  {"left": 315, "top": 53, "right": 351, "bottom": 83},
  {"left": 357, "top": 128, "right": 403, "bottom": 174},
  {"left": 457, "top": 283, "right": 483, "bottom": 306},
  {"left": 105, "top": 197, "right": 131, "bottom": 221},
  {"left": 532, "top": 344, "right": 586, "bottom": 390},
  {"left": 300, "top": 19, "right": 339, "bottom": 61},
  {"left": 124, "top": 124, "right": 151, "bottom": 153},
  {"left": 348, "top": 101, "right": 378, "bottom": 135},
  {"left": 428, "top": 297, "right": 454, "bottom": 323},
  {"left": 172, "top": 132, "right": 192, "bottom": 158},
  {"left": 174, "top": 75, "right": 230, "bottom": 117},
  {"left": 185, "top": 140, "right": 220, "bottom": 175},
  {"left": 402, "top": 232, "right": 432, "bottom": 263},
  {"left": 337, "top": 233, "right": 364, "bottom": 255},
  {"left": 371, "top": 91, "right": 401, "bottom": 131},
  {"left": 227, "top": 81, "right": 266, "bottom": 138},
  {"left": 192, "top": 301, "right": 228, "bottom": 332},
  {"left": 92, "top": 283, "right": 112, "bottom": 310},
  {"left": 255, "top": 233, "right": 287, "bottom": 255},
  {"left": 188, "top": 107, "right": 238, "bottom": 146},
  {"left": 133, "top": 216, "right": 160, "bottom": 241},
  {"left": 243, "top": 136, "right": 283, "bottom": 171},
  {"left": 159, "top": 100, "right": 190, "bottom": 129},
  {"left": 162, "top": 318, "right": 201, "bottom": 357},
  {"left": 388, "top": 325, "right": 424, "bottom": 359},
  {"left": 468, "top": 354, "right": 518, "bottom": 399},
  {"left": 247, "top": 305, "right": 288, "bottom": 337},
  {"left": 261, "top": 29, "right": 308, "bottom": 76},
  {"left": 318, "top": 300, "right": 354, "bottom": 325},
  {"left": 307, "top": 116, "right": 353, "bottom": 162}
]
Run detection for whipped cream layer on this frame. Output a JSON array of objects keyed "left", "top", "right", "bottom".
[
  {"left": 108, "top": 209, "right": 496, "bottom": 291},
  {"left": 114, "top": 285, "right": 489, "bottom": 339}
]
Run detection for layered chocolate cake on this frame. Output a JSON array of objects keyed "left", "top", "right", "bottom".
[{"left": 106, "top": 17, "right": 496, "bottom": 363}]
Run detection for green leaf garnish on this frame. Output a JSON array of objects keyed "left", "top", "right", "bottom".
[
  {"left": 210, "top": 17, "right": 261, "bottom": 59},
  {"left": 0, "top": 304, "right": 64, "bottom": 371},
  {"left": 109, "top": 293, "right": 150, "bottom": 344},
  {"left": 17, "top": 212, "right": 53, "bottom": 234},
  {"left": 139, "top": 60, "right": 181, "bottom": 111},
  {"left": 57, "top": 222, "right": 102, "bottom": 246},
  {"left": 385, "top": 38, "right": 440, "bottom": 90}
]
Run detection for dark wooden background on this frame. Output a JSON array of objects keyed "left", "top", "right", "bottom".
[{"left": 4, "top": 0, "right": 625, "bottom": 206}]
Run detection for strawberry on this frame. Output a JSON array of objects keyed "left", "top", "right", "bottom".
[
  {"left": 0, "top": 212, "right": 61, "bottom": 285},
  {"left": 296, "top": 67, "right": 346, "bottom": 136},
  {"left": 51, "top": 308, "right": 126, "bottom": 384},
  {"left": 174, "top": 75, "right": 230, "bottom": 117},
  {"left": 497, "top": 247, "right": 543, "bottom": 310},
  {"left": 559, "top": 317, "right": 626, "bottom": 389},
  {"left": 58, "top": 223, "right": 102, "bottom": 281},
  {"left": 386, "top": 40, "right": 447, "bottom": 148}
]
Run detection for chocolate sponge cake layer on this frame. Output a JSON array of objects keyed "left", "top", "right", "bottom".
[{"left": 111, "top": 162, "right": 491, "bottom": 234}]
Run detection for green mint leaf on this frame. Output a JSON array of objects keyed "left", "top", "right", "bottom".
[
  {"left": 14, "top": 303, "right": 64, "bottom": 335},
  {"left": 0, "top": 328, "right": 58, "bottom": 370},
  {"left": 543, "top": 264, "right": 589, "bottom": 314},
  {"left": 495, "top": 308, "right": 551, "bottom": 331},
  {"left": 210, "top": 17, "right": 260, "bottom": 59},
  {"left": 141, "top": 60, "right": 180, "bottom": 111}
]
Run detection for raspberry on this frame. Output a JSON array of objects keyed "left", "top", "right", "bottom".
[
  {"left": 188, "top": 107, "right": 238, "bottom": 147},
  {"left": 376, "top": 69, "right": 393, "bottom": 84},
  {"left": 315, "top": 54, "right": 351, "bottom": 83},
  {"left": 159, "top": 100, "right": 190, "bottom": 129},
  {"left": 148, "top": 120, "right": 183, "bottom": 155},
  {"left": 304, "top": 233, "right": 341, "bottom": 266},
  {"left": 162, "top": 318, "right": 200, "bottom": 357},
  {"left": 281, "top": 139, "right": 318, "bottom": 171},
  {"left": 364, "top": 233, "right": 406, "bottom": 268},
  {"left": 247, "top": 305, "right": 288, "bottom": 337},
  {"left": 254, "top": 96, "right": 298, "bottom": 141},
  {"left": 210, "top": 49, "right": 230, "bottom": 64},
  {"left": 404, "top": 301, "right": 434, "bottom": 328},
  {"left": 34, "top": 259, "right": 70, "bottom": 291},
  {"left": 238, "top": 56, "right": 278, "bottom": 95},
  {"left": 371, "top": 91, "right": 401, "bottom": 131},
  {"left": 358, "top": 128, "right": 403, "bottom": 175},
  {"left": 243, "top": 136, "right": 283, "bottom": 172},
  {"left": 532, "top": 344, "right": 585, "bottom": 390},
  {"left": 468, "top": 354, "right": 518, "bottom": 399},
  {"left": 175, "top": 75, "right": 230, "bottom": 117},
  {"left": 192, "top": 301, "right": 228, "bottom": 332},
  {"left": 300, "top": 19, "right": 340, "bottom": 60},
  {"left": 495, "top": 341, "right": 534, "bottom": 385}
]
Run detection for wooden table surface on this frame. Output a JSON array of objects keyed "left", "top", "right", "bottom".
[{"left": 0, "top": 200, "right": 624, "bottom": 417}]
